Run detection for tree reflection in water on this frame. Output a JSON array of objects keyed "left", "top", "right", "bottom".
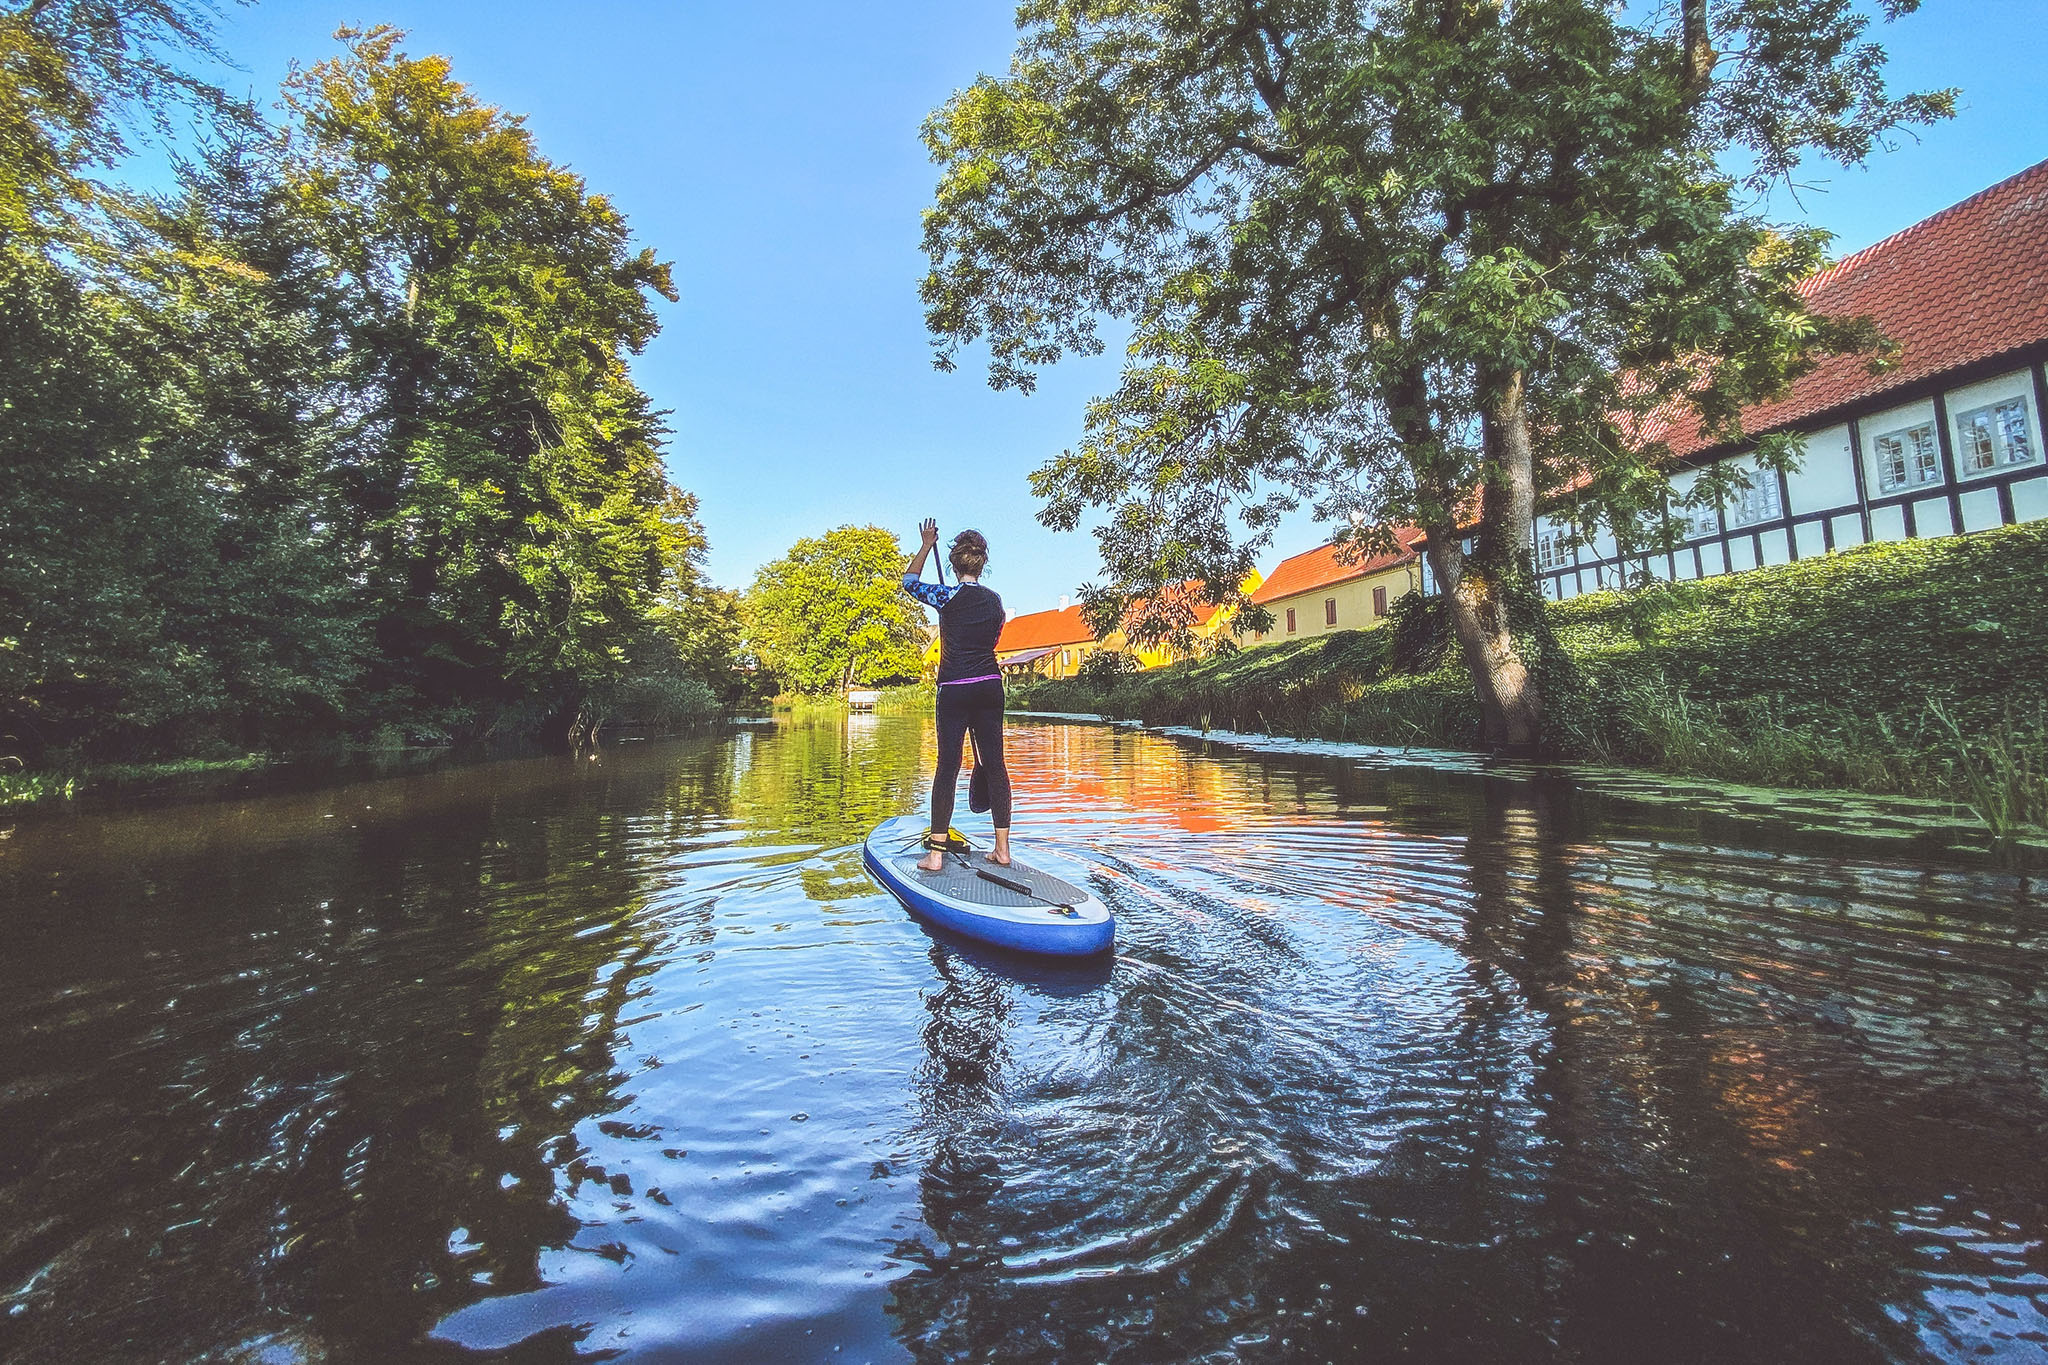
[
  {"left": 0, "top": 738, "right": 749, "bottom": 1363},
  {"left": 1, "top": 717, "right": 2043, "bottom": 1364}
]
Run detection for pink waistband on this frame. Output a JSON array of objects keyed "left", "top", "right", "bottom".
[{"left": 939, "top": 673, "right": 1002, "bottom": 686}]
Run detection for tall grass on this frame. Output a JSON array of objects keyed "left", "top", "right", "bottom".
[
  {"left": 1558, "top": 674, "right": 1924, "bottom": 791},
  {"left": 773, "top": 685, "right": 935, "bottom": 717},
  {"left": 1021, "top": 651, "right": 2048, "bottom": 839},
  {"left": 1930, "top": 701, "right": 2048, "bottom": 840}
]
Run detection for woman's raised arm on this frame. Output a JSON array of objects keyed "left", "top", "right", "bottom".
[{"left": 904, "top": 517, "right": 939, "bottom": 580}]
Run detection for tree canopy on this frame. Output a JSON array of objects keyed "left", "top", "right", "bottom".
[
  {"left": 281, "top": 26, "right": 691, "bottom": 732},
  {"left": 1, "top": 19, "right": 734, "bottom": 764},
  {"left": 744, "top": 526, "right": 929, "bottom": 696},
  {"left": 921, "top": 0, "right": 1949, "bottom": 748}
]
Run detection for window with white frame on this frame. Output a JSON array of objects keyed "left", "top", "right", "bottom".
[
  {"left": 1677, "top": 497, "right": 1719, "bottom": 540},
  {"left": 1955, "top": 398, "right": 2035, "bottom": 476},
  {"left": 1725, "top": 470, "right": 1783, "bottom": 528},
  {"left": 1534, "top": 525, "right": 1571, "bottom": 571},
  {"left": 1872, "top": 421, "right": 1941, "bottom": 494}
]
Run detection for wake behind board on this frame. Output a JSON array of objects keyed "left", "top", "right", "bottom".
[{"left": 862, "top": 814, "right": 1114, "bottom": 957}]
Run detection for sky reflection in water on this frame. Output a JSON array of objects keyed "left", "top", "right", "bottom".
[{"left": 1, "top": 715, "right": 2044, "bottom": 1364}]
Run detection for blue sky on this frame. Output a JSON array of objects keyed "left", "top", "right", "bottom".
[{"left": 187, "top": 1, "right": 2047, "bottom": 615}]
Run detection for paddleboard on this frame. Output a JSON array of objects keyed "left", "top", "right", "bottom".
[{"left": 862, "top": 814, "right": 1114, "bottom": 957}]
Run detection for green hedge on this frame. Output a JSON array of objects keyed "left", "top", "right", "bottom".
[{"left": 1549, "top": 522, "right": 2048, "bottom": 730}]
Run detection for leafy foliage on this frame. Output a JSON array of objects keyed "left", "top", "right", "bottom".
[
  {"left": 1076, "top": 648, "right": 1140, "bottom": 682},
  {"left": 1, "top": 23, "right": 740, "bottom": 765},
  {"left": 921, "top": 0, "right": 1950, "bottom": 742},
  {"left": 281, "top": 27, "right": 688, "bottom": 731},
  {"left": 0, "top": 0, "right": 237, "bottom": 242},
  {"left": 744, "top": 526, "right": 929, "bottom": 696}
]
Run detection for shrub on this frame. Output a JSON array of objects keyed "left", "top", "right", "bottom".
[{"left": 1076, "top": 649, "right": 1141, "bottom": 681}]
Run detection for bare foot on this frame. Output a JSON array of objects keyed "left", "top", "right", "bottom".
[
  {"left": 990, "top": 831, "right": 1013, "bottom": 867},
  {"left": 917, "top": 851, "right": 946, "bottom": 872}
]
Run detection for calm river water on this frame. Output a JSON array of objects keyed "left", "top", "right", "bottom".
[{"left": 2, "top": 716, "right": 2045, "bottom": 1364}]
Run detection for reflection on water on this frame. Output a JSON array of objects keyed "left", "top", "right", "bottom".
[{"left": 1, "top": 716, "right": 2044, "bottom": 1364}]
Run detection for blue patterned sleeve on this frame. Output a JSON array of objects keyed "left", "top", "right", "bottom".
[{"left": 902, "top": 574, "right": 956, "bottom": 609}]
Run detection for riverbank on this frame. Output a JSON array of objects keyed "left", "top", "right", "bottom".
[
  {"left": 772, "top": 684, "right": 935, "bottom": 717},
  {"left": 1013, "top": 522, "right": 2048, "bottom": 837}
]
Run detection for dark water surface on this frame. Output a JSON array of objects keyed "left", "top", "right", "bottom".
[{"left": 3, "top": 716, "right": 2045, "bottom": 1364}]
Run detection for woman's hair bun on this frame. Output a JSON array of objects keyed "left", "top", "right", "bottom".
[{"left": 948, "top": 529, "right": 989, "bottom": 577}]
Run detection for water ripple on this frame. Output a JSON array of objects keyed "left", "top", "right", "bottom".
[{"left": 0, "top": 717, "right": 2042, "bottom": 1364}]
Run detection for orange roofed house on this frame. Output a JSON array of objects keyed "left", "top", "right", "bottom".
[
  {"left": 997, "top": 576, "right": 1264, "bottom": 678},
  {"left": 1250, "top": 529, "right": 1427, "bottom": 642},
  {"left": 1504, "top": 157, "right": 2048, "bottom": 601},
  {"left": 996, "top": 604, "right": 1099, "bottom": 680}
]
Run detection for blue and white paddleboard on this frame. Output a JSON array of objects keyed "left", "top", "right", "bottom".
[{"left": 862, "top": 814, "right": 1114, "bottom": 957}]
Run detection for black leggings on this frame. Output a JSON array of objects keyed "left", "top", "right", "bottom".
[{"left": 930, "top": 678, "right": 1011, "bottom": 834}]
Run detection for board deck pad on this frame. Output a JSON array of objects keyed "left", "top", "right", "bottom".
[
  {"left": 864, "top": 816, "right": 1114, "bottom": 956},
  {"left": 893, "top": 851, "right": 1093, "bottom": 910}
]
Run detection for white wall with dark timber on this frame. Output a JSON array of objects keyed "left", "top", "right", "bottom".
[{"left": 1530, "top": 349, "right": 2048, "bottom": 602}]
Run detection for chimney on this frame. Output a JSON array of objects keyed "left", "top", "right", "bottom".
[{"left": 1059, "top": 594, "right": 1069, "bottom": 609}]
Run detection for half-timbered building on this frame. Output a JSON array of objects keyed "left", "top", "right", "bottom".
[{"left": 1510, "top": 157, "right": 2048, "bottom": 599}]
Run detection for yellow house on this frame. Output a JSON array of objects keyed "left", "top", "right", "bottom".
[
  {"left": 998, "top": 574, "right": 1267, "bottom": 677},
  {"left": 1249, "top": 529, "right": 1425, "bottom": 642},
  {"left": 1125, "top": 572, "right": 1265, "bottom": 667}
]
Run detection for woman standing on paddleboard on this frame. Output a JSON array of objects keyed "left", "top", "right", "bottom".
[{"left": 902, "top": 518, "right": 1012, "bottom": 872}]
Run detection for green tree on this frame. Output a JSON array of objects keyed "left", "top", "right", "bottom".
[
  {"left": 663, "top": 583, "right": 758, "bottom": 709},
  {"left": 0, "top": 0, "right": 235, "bottom": 245},
  {"left": 281, "top": 26, "right": 685, "bottom": 738},
  {"left": 0, "top": 0, "right": 360, "bottom": 757},
  {"left": 576, "top": 488, "right": 749, "bottom": 739},
  {"left": 744, "top": 526, "right": 927, "bottom": 696},
  {"left": 0, "top": 241, "right": 191, "bottom": 759},
  {"left": 2, "top": 18, "right": 725, "bottom": 763},
  {"left": 117, "top": 129, "right": 370, "bottom": 746},
  {"left": 0, "top": 132, "right": 371, "bottom": 761},
  {"left": 644, "top": 487, "right": 754, "bottom": 705},
  {"left": 920, "top": 0, "right": 1948, "bottom": 750}
]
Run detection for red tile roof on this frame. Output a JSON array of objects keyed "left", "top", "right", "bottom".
[
  {"left": 1633, "top": 157, "right": 2048, "bottom": 461},
  {"left": 1250, "top": 528, "right": 1426, "bottom": 604},
  {"left": 998, "top": 605, "right": 1095, "bottom": 653}
]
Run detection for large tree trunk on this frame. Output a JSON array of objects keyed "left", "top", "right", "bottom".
[
  {"left": 1430, "top": 538, "right": 1543, "bottom": 755},
  {"left": 1680, "top": 0, "right": 1716, "bottom": 93},
  {"left": 1431, "top": 369, "right": 1545, "bottom": 755}
]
